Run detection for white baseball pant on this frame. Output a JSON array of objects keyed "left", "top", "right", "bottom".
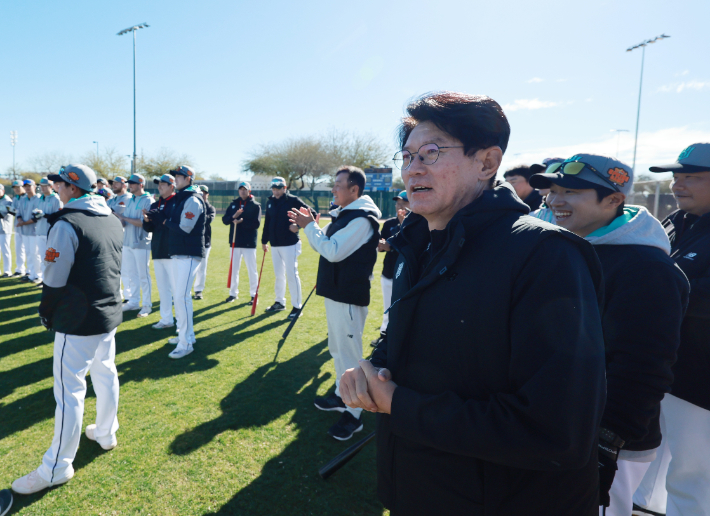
[
  {"left": 153, "top": 259, "right": 174, "bottom": 325},
  {"left": 37, "top": 235, "right": 47, "bottom": 282},
  {"left": 0, "top": 233, "right": 11, "bottom": 274},
  {"left": 193, "top": 246, "right": 211, "bottom": 293},
  {"left": 170, "top": 256, "right": 202, "bottom": 352},
  {"left": 14, "top": 232, "right": 26, "bottom": 274},
  {"left": 325, "top": 298, "right": 368, "bottom": 418},
  {"left": 633, "top": 394, "right": 710, "bottom": 516},
  {"left": 229, "top": 247, "right": 258, "bottom": 298},
  {"left": 120, "top": 247, "right": 132, "bottom": 301},
  {"left": 123, "top": 247, "right": 152, "bottom": 308},
  {"left": 38, "top": 329, "right": 120, "bottom": 484},
  {"left": 633, "top": 415, "right": 671, "bottom": 514},
  {"left": 600, "top": 458, "right": 653, "bottom": 516},
  {"left": 271, "top": 242, "right": 302, "bottom": 308},
  {"left": 380, "top": 276, "right": 393, "bottom": 334},
  {"left": 25, "top": 235, "right": 41, "bottom": 281}
]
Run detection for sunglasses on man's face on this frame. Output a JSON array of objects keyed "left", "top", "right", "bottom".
[{"left": 547, "top": 161, "right": 620, "bottom": 192}]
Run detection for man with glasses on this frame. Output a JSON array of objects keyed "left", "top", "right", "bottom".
[
  {"left": 114, "top": 174, "right": 153, "bottom": 317},
  {"left": 530, "top": 154, "right": 689, "bottom": 515},
  {"left": 339, "top": 92, "right": 607, "bottom": 515},
  {"left": 261, "top": 177, "right": 313, "bottom": 319},
  {"left": 108, "top": 176, "right": 133, "bottom": 302},
  {"left": 632, "top": 143, "right": 710, "bottom": 516}
]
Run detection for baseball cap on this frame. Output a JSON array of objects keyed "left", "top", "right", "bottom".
[
  {"left": 199, "top": 185, "right": 209, "bottom": 193},
  {"left": 529, "top": 154, "right": 633, "bottom": 196},
  {"left": 108, "top": 176, "right": 127, "bottom": 185},
  {"left": 97, "top": 178, "right": 108, "bottom": 186},
  {"left": 171, "top": 165, "right": 196, "bottom": 178},
  {"left": 543, "top": 157, "right": 565, "bottom": 167},
  {"left": 153, "top": 174, "right": 176, "bottom": 186},
  {"left": 649, "top": 143, "right": 710, "bottom": 173},
  {"left": 47, "top": 164, "right": 98, "bottom": 191},
  {"left": 39, "top": 178, "right": 53, "bottom": 186},
  {"left": 271, "top": 177, "right": 286, "bottom": 188},
  {"left": 529, "top": 164, "right": 546, "bottom": 175},
  {"left": 127, "top": 173, "right": 146, "bottom": 185},
  {"left": 238, "top": 181, "right": 251, "bottom": 191},
  {"left": 393, "top": 191, "right": 408, "bottom": 201},
  {"left": 23, "top": 179, "right": 36, "bottom": 186},
  {"left": 11, "top": 180, "right": 22, "bottom": 187}
]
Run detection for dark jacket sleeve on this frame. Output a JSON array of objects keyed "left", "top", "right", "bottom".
[
  {"left": 261, "top": 204, "right": 271, "bottom": 245},
  {"left": 242, "top": 202, "right": 261, "bottom": 231},
  {"left": 222, "top": 202, "right": 236, "bottom": 226},
  {"left": 602, "top": 262, "right": 689, "bottom": 443},
  {"left": 371, "top": 333, "right": 388, "bottom": 368},
  {"left": 205, "top": 204, "right": 216, "bottom": 224},
  {"left": 141, "top": 201, "right": 159, "bottom": 233},
  {"left": 38, "top": 285, "right": 65, "bottom": 322},
  {"left": 388, "top": 236, "right": 607, "bottom": 470},
  {"left": 686, "top": 265, "right": 710, "bottom": 319}
]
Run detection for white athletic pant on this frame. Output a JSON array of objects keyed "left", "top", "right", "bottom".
[
  {"left": 599, "top": 458, "right": 652, "bottom": 516},
  {"left": 123, "top": 247, "right": 152, "bottom": 308},
  {"left": 229, "top": 247, "right": 258, "bottom": 298},
  {"left": 193, "top": 246, "right": 211, "bottom": 293},
  {"left": 38, "top": 329, "right": 119, "bottom": 484},
  {"left": 153, "top": 259, "right": 174, "bottom": 325},
  {"left": 170, "top": 256, "right": 201, "bottom": 352},
  {"left": 325, "top": 298, "right": 368, "bottom": 418},
  {"left": 0, "top": 233, "right": 11, "bottom": 274},
  {"left": 25, "top": 235, "right": 41, "bottom": 280},
  {"left": 633, "top": 394, "right": 710, "bottom": 516},
  {"left": 380, "top": 276, "right": 393, "bottom": 334},
  {"left": 38, "top": 235, "right": 47, "bottom": 282},
  {"left": 14, "top": 232, "right": 26, "bottom": 274},
  {"left": 120, "top": 247, "right": 132, "bottom": 301},
  {"left": 271, "top": 242, "right": 302, "bottom": 308}
]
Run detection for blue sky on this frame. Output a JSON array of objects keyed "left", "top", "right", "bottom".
[{"left": 1, "top": 0, "right": 708, "bottom": 181}]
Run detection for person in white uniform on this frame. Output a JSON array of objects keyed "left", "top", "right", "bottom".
[
  {"left": 10, "top": 180, "right": 27, "bottom": 277},
  {"left": 222, "top": 181, "right": 262, "bottom": 304},
  {"left": 192, "top": 185, "right": 216, "bottom": 300},
  {"left": 164, "top": 165, "right": 206, "bottom": 359},
  {"left": 107, "top": 176, "right": 133, "bottom": 302},
  {"left": 12, "top": 164, "right": 123, "bottom": 495},
  {"left": 0, "top": 184, "right": 14, "bottom": 277},
  {"left": 289, "top": 166, "right": 381, "bottom": 440},
  {"left": 34, "top": 177, "right": 63, "bottom": 285},
  {"left": 115, "top": 174, "right": 153, "bottom": 317},
  {"left": 16, "top": 179, "right": 42, "bottom": 284}
]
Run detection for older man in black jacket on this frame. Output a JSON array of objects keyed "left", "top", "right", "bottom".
[{"left": 339, "top": 92, "right": 607, "bottom": 515}]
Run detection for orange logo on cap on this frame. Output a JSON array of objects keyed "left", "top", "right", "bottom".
[
  {"left": 185, "top": 212, "right": 195, "bottom": 220},
  {"left": 186, "top": 169, "right": 194, "bottom": 177},
  {"left": 67, "top": 172, "right": 80, "bottom": 181},
  {"left": 45, "top": 247, "right": 60, "bottom": 263},
  {"left": 608, "top": 168, "right": 630, "bottom": 186}
]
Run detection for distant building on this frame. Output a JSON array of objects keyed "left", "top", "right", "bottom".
[{"left": 249, "top": 175, "right": 332, "bottom": 192}]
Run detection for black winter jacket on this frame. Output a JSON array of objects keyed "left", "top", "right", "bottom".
[
  {"left": 203, "top": 201, "right": 216, "bottom": 249},
  {"left": 370, "top": 184, "right": 607, "bottom": 516},
  {"left": 664, "top": 209, "right": 710, "bottom": 410},
  {"left": 381, "top": 217, "right": 401, "bottom": 280},
  {"left": 261, "top": 192, "right": 312, "bottom": 247},
  {"left": 222, "top": 196, "right": 261, "bottom": 248},
  {"left": 594, "top": 244, "right": 688, "bottom": 451},
  {"left": 142, "top": 194, "right": 176, "bottom": 260}
]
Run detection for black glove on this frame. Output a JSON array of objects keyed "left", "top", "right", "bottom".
[
  {"left": 598, "top": 439, "right": 620, "bottom": 507},
  {"left": 146, "top": 209, "right": 166, "bottom": 224},
  {"left": 6, "top": 206, "right": 17, "bottom": 216},
  {"left": 40, "top": 315, "right": 53, "bottom": 331}
]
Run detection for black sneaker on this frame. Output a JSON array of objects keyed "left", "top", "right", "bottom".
[
  {"left": 193, "top": 291, "right": 203, "bottom": 300},
  {"left": 250, "top": 296, "right": 255, "bottom": 306},
  {"left": 225, "top": 296, "right": 236, "bottom": 303},
  {"left": 632, "top": 503, "right": 665, "bottom": 516},
  {"left": 314, "top": 392, "right": 346, "bottom": 412},
  {"left": 20, "top": 275, "right": 30, "bottom": 282},
  {"left": 265, "top": 302, "right": 285, "bottom": 312},
  {"left": 328, "top": 412, "right": 363, "bottom": 441},
  {"left": 287, "top": 307, "right": 301, "bottom": 319},
  {"left": 12, "top": 272, "right": 22, "bottom": 277},
  {"left": 0, "top": 273, "right": 10, "bottom": 278}
]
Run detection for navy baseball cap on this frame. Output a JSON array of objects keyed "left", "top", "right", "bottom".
[
  {"left": 153, "top": 174, "right": 176, "bottom": 185},
  {"left": 530, "top": 154, "right": 633, "bottom": 195},
  {"left": 393, "top": 191, "right": 408, "bottom": 201},
  {"left": 271, "top": 177, "right": 286, "bottom": 188},
  {"left": 239, "top": 181, "right": 251, "bottom": 190},
  {"left": 47, "top": 164, "right": 98, "bottom": 191},
  {"left": 127, "top": 174, "right": 146, "bottom": 185},
  {"left": 650, "top": 143, "right": 710, "bottom": 173},
  {"left": 171, "top": 165, "right": 196, "bottom": 178}
]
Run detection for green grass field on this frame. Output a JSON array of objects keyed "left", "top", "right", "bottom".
[{"left": 0, "top": 221, "right": 389, "bottom": 515}]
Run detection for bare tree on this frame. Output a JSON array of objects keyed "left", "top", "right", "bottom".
[
  {"left": 80, "top": 147, "right": 129, "bottom": 179},
  {"left": 136, "top": 148, "right": 199, "bottom": 179},
  {"left": 28, "top": 151, "right": 74, "bottom": 175},
  {"left": 323, "top": 130, "right": 391, "bottom": 170}
]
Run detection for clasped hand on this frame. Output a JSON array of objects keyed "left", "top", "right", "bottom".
[
  {"left": 340, "top": 359, "right": 397, "bottom": 414},
  {"left": 288, "top": 207, "right": 314, "bottom": 229}
]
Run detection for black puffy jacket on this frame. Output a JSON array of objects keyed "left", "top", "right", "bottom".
[
  {"left": 143, "top": 194, "right": 176, "bottom": 260},
  {"left": 261, "top": 192, "right": 312, "bottom": 247},
  {"left": 222, "top": 196, "right": 261, "bottom": 249}
]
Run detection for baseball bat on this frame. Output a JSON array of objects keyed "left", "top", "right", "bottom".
[
  {"left": 281, "top": 284, "right": 316, "bottom": 339},
  {"left": 251, "top": 249, "right": 267, "bottom": 316},
  {"left": 319, "top": 431, "right": 375, "bottom": 479},
  {"left": 227, "top": 222, "right": 236, "bottom": 288}
]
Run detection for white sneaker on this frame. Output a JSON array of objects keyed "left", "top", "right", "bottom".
[
  {"left": 122, "top": 303, "right": 139, "bottom": 312},
  {"left": 169, "top": 347, "right": 193, "bottom": 359},
  {"left": 12, "top": 468, "right": 72, "bottom": 495},
  {"left": 168, "top": 337, "right": 179, "bottom": 345},
  {"left": 85, "top": 424, "right": 117, "bottom": 450},
  {"left": 152, "top": 321, "right": 174, "bottom": 330},
  {"left": 136, "top": 306, "right": 152, "bottom": 318}
]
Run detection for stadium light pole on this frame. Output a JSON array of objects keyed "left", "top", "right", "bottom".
[
  {"left": 93, "top": 141, "right": 99, "bottom": 160},
  {"left": 10, "top": 131, "right": 17, "bottom": 176},
  {"left": 626, "top": 34, "right": 670, "bottom": 174},
  {"left": 117, "top": 22, "right": 150, "bottom": 174}
]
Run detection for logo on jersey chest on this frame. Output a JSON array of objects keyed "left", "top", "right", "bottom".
[
  {"left": 395, "top": 262, "right": 404, "bottom": 279},
  {"left": 683, "top": 252, "right": 697, "bottom": 260}
]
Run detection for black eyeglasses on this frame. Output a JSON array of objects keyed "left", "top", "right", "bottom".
[{"left": 393, "top": 143, "right": 464, "bottom": 170}]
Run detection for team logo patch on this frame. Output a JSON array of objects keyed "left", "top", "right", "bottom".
[
  {"left": 185, "top": 212, "right": 195, "bottom": 220},
  {"left": 607, "top": 167, "right": 630, "bottom": 186},
  {"left": 395, "top": 262, "right": 404, "bottom": 279},
  {"left": 683, "top": 252, "right": 697, "bottom": 260},
  {"left": 45, "top": 247, "right": 60, "bottom": 263},
  {"left": 678, "top": 146, "right": 695, "bottom": 161},
  {"left": 118, "top": 202, "right": 125, "bottom": 206},
  {"left": 67, "top": 172, "right": 80, "bottom": 181}
]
